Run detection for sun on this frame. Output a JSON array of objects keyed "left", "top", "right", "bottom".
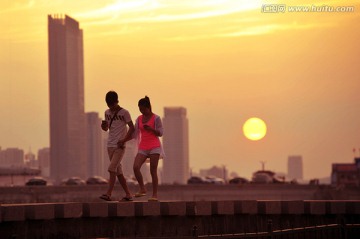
[{"left": 243, "top": 117, "right": 267, "bottom": 141}]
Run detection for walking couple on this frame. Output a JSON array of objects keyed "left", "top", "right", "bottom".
[{"left": 99, "top": 91, "right": 164, "bottom": 202}]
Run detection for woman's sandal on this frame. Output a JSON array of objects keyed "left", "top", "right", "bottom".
[
  {"left": 99, "top": 194, "right": 112, "bottom": 201},
  {"left": 120, "top": 196, "right": 134, "bottom": 202},
  {"left": 134, "top": 192, "right": 147, "bottom": 197},
  {"left": 148, "top": 197, "right": 158, "bottom": 202}
]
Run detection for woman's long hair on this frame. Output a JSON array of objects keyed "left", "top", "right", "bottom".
[{"left": 138, "top": 96, "right": 152, "bottom": 112}]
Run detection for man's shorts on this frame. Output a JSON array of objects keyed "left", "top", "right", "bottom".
[
  {"left": 107, "top": 147, "right": 125, "bottom": 175},
  {"left": 138, "top": 147, "right": 161, "bottom": 157}
]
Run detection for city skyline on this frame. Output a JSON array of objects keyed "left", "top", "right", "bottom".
[{"left": 0, "top": 1, "right": 360, "bottom": 180}]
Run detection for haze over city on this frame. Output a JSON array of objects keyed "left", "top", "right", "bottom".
[{"left": 1, "top": 0, "right": 360, "bottom": 180}]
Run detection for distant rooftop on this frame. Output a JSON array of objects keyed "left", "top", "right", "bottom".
[
  {"left": 48, "top": 14, "right": 80, "bottom": 28},
  {"left": 332, "top": 163, "right": 357, "bottom": 172}
]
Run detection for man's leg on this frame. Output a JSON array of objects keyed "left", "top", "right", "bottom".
[
  {"left": 133, "top": 153, "right": 147, "bottom": 194},
  {"left": 106, "top": 171, "right": 116, "bottom": 196},
  {"left": 103, "top": 147, "right": 122, "bottom": 199},
  {"left": 100, "top": 148, "right": 117, "bottom": 200},
  {"left": 117, "top": 174, "right": 132, "bottom": 198},
  {"left": 112, "top": 147, "right": 132, "bottom": 198}
]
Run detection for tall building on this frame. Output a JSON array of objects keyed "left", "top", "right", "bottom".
[
  {"left": 48, "top": 15, "right": 87, "bottom": 183},
  {"left": 101, "top": 131, "right": 109, "bottom": 178},
  {"left": 86, "top": 112, "right": 104, "bottom": 177},
  {"left": 287, "top": 155, "right": 303, "bottom": 180},
  {"left": 38, "top": 148, "right": 50, "bottom": 177},
  {"left": 162, "top": 107, "right": 189, "bottom": 184},
  {"left": 122, "top": 139, "right": 136, "bottom": 178}
]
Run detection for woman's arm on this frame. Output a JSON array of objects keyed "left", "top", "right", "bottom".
[
  {"left": 154, "top": 116, "right": 163, "bottom": 137},
  {"left": 132, "top": 117, "right": 139, "bottom": 139}
]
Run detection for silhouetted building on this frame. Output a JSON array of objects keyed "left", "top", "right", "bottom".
[
  {"left": 86, "top": 112, "right": 104, "bottom": 177},
  {"left": 287, "top": 155, "right": 303, "bottom": 180},
  {"left": 100, "top": 131, "right": 108, "bottom": 178},
  {"left": 48, "top": 15, "right": 87, "bottom": 183},
  {"left": 121, "top": 139, "right": 136, "bottom": 178},
  {"left": 331, "top": 157, "right": 360, "bottom": 186},
  {"left": 0, "top": 148, "right": 24, "bottom": 167},
  {"left": 162, "top": 107, "right": 189, "bottom": 184},
  {"left": 24, "top": 149, "right": 38, "bottom": 168},
  {"left": 199, "top": 165, "right": 228, "bottom": 181},
  {"left": 38, "top": 148, "right": 50, "bottom": 177}
]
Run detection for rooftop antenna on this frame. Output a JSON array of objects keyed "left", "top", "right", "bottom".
[{"left": 260, "top": 161, "right": 266, "bottom": 171}]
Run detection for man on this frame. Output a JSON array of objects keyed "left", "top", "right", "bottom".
[{"left": 100, "top": 91, "right": 134, "bottom": 201}]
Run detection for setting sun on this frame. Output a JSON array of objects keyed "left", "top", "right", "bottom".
[{"left": 243, "top": 117, "right": 267, "bottom": 141}]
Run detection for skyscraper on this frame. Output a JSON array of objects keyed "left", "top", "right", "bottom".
[
  {"left": 101, "top": 131, "right": 109, "bottom": 178},
  {"left": 86, "top": 112, "right": 104, "bottom": 177},
  {"left": 121, "top": 139, "right": 137, "bottom": 178},
  {"left": 48, "top": 15, "right": 87, "bottom": 183},
  {"left": 287, "top": 155, "right": 303, "bottom": 180},
  {"left": 162, "top": 107, "right": 189, "bottom": 184},
  {"left": 38, "top": 148, "right": 50, "bottom": 177}
]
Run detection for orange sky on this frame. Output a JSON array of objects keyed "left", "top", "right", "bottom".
[{"left": 1, "top": 0, "right": 360, "bottom": 180}]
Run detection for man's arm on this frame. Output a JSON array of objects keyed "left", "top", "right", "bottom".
[
  {"left": 101, "top": 113, "right": 108, "bottom": 131},
  {"left": 117, "top": 121, "right": 135, "bottom": 148}
]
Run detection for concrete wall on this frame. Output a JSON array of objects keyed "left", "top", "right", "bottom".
[
  {"left": 1, "top": 200, "right": 360, "bottom": 238},
  {"left": 1, "top": 184, "right": 359, "bottom": 204}
]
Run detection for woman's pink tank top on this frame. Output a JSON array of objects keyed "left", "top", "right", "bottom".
[{"left": 139, "top": 115, "right": 161, "bottom": 150}]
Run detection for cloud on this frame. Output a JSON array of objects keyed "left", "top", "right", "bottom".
[
  {"left": 75, "top": 0, "right": 354, "bottom": 39},
  {"left": 2, "top": 0, "right": 357, "bottom": 42},
  {"left": 75, "top": 0, "right": 262, "bottom": 24},
  {"left": 162, "top": 22, "right": 329, "bottom": 41},
  {"left": 0, "top": 0, "right": 39, "bottom": 13}
]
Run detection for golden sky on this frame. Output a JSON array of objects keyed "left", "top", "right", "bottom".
[{"left": 1, "top": 0, "right": 360, "bottom": 180}]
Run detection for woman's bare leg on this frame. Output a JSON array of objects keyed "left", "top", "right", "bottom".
[
  {"left": 133, "top": 153, "right": 148, "bottom": 194},
  {"left": 149, "top": 154, "right": 160, "bottom": 198}
]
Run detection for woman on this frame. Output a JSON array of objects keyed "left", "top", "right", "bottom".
[{"left": 133, "top": 96, "right": 164, "bottom": 201}]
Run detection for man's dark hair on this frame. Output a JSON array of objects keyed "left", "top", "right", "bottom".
[{"left": 105, "top": 91, "right": 118, "bottom": 105}]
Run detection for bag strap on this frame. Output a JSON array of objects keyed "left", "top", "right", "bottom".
[{"left": 109, "top": 107, "right": 122, "bottom": 129}]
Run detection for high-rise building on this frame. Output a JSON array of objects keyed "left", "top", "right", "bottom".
[
  {"left": 48, "top": 15, "right": 87, "bottom": 183},
  {"left": 101, "top": 131, "right": 109, "bottom": 178},
  {"left": 122, "top": 139, "right": 136, "bottom": 178},
  {"left": 162, "top": 107, "right": 189, "bottom": 184},
  {"left": 86, "top": 112, "right": 104, "bottom": 177},
  {"left": 287, "top": 155, "right": 303, "bottom": 180},
  {"left": 38, "top": 148, "right": 50, "bottom": 177}
]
